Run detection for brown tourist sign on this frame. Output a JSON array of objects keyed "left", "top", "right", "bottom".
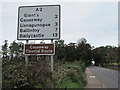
[{"left": 24, "top": 44, "right": 55, "bottom": 55}]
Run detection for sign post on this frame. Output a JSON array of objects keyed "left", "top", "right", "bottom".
[
  {"left": 17, "top": 5, "right": 60, "bottom": 88},
  {"left": 51, "top": 39, "right": 54, "bottom": 72},
  {"left": 25, "top": 40, "right": 28, "bottom": 65}
]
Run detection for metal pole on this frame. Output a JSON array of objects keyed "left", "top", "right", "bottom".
[
  {"left": 51, "top": 39, "right": 54, "bottom": 88},
  {"left": 25, "top": 40, "right": 29, "bottom": 65},
  {"left": 51, "top": 39, "right": 54, "bottom": 72}
]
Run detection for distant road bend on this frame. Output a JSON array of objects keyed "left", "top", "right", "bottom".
[{"left": 89, "top": 66, "right": 118, "bottom": 88}]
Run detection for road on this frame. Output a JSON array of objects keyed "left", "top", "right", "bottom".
[{"left": 89, "top": 66, "right": 119, "bottom": 88}]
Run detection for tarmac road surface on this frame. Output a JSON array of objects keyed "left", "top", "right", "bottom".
[{"left": 89, "top": 66, "right": 119, "bottom": 88}]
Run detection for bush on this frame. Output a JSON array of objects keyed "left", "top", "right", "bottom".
[
  {"left": 53, "top": 60, "right": 87, "bottom": 88},
  {"left": 2, "top": 57, "right": 87, "bottom": 88},
  {"left": 27, "top": 63, "right": 52, "bottom": 88},
  {"left": 60, "top": 79, "right": 82, "bottom": 88},
  {"left": 2, "top": 58, "right": 27, "bottom": 88},
  {"left": 2, "top": 56, "right": 52, "bottom": 88}
]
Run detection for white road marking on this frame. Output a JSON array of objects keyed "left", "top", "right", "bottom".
[{"left": 90, "top": 76, "right": 96, "bottom": 78}]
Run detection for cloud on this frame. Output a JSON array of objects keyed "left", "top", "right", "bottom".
[{"left": 61, "top": 2, "right": 117, "bottom": 46}]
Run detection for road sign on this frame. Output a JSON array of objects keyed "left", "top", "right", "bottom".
[
  {"left": 24, "top": 44, "right": 55, "bottom": 55},
  {"left": 17, "top": 5, "right": 60, "bottom": 40}
]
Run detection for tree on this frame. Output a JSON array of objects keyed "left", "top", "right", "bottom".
[
  {"left": 118, "top": 46, "right": 120, "bottom": 64},
  {"left": 55, "top": 40, "right": 77, "bottom": 62},
  {"left": 55, "top": 39, "right": 66, "bottom": 60},
  {"left": 64, "top": 44, "right": 77, "bottom": 61},
  {"left": 9, "top": 41, "right": 24, "bottom": 60},
  {"left": 92, "top": 46, "right": 118, "bottom": 66},
  {"left": 2, "top": 40, "right": 8, "bottom": 58},
  {"left": 77, "top": 38, "right": 92, "bottom": 66},
  {"left": 92, "top": 48, "right": 103, "bottom": 66}
]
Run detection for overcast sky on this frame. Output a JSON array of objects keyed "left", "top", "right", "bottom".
[{"left": 0, "top": 1, "right": 118, "bottom": 48}]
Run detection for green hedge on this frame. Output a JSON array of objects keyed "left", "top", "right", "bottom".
[
  {"left": 53, "top": 60, "right": 87, "bottom": 88},
  {"left": 2, "top": 58, "right": 87, "bottom": 88},
  {"left": 2, "top": 58, "right": 51, "bottom": 88}
]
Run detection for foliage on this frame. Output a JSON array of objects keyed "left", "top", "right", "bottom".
[
  {"left": 2, "top": 57, "right": 87, "bottom": 88},
  {"left": 2, "top": 40, "right": 8, "bottom": 58},
  {"left": 118, "top": 46, "right": 120, "bottom": 63},
  {"left": 92, "top": 46, "right": 118, "bottom": 66},
  {"left": 55, "top": 38, "right": 92, "bottom": 65},
  {"left": 2, "top": 58, "right": 27, "bottom": 88},
  {"left": 60, "top": 79, "right": 82, "bottom": 88},
  {"left": 2, "top": 57, "right": 51, "bottom": 88},
  {"left": 53, "top": 60, "right": 87, "bottom": 88},
  {"left": 64, "top": 45, "right": 77, "bottom": 61},
  {"left": 9, "top": 41, "right": 19, "bottom": 54},
  {"left": 9, "top": 41, "right": 24, "bottom": 60},
  {"left": 77, "top": 38, "right": 92, "bottom": 66},
  {"left": 2, "top": 38, "right": 119, "bottom": 88}
]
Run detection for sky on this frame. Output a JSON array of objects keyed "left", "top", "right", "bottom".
[{"left": 0, "top": 0, "right": 118, "bottom": 48}]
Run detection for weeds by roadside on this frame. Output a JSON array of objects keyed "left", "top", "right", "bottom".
[{"left": 2, "top": 57, "right": 87, "bottom": 88}]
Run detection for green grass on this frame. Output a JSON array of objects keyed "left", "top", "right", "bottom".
[
  {"left": 35, "top": 84, "right": 43, "bottom": 88},
  {"left": 54, "top": 60, "right": 87, "bottom": 88},
  {"left": 107, "top": 63, "right": 119, "bottom": 66},
  {"left": 60, "top": 79, "right": 82, "bottom": 88}
]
